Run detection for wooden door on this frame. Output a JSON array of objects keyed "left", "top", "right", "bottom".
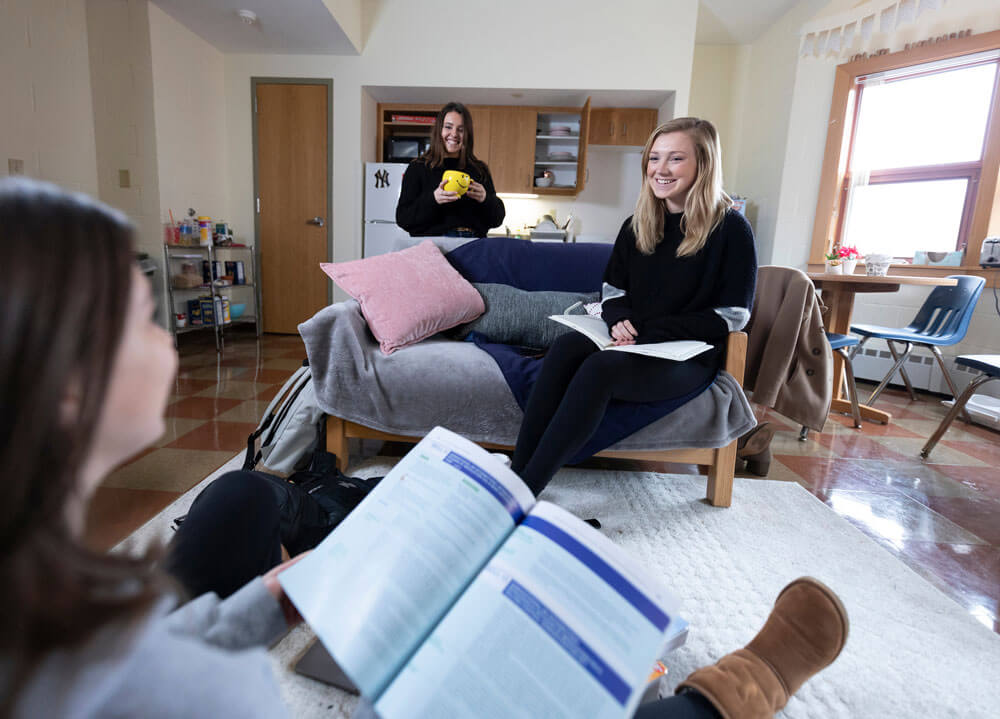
[
  {"left": 469, "top": 106, "right": 492, "bottom": 169},
  {"left": 488, "top": 107, "right": 535, "bottom": 193},
  {"left": 588, "top": 108, "right": 615, "bottom": 145},
  {"left": 619, "top": 108, "right": 658, "bottom": 146},
  {"left": 576, "top": 98, "right": 591, "bottom": 192},
  {"left": 255, "top": 83, "right": 329, "bottom": 334}
]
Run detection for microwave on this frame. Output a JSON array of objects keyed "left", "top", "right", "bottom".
[{"left": 385, "top": 135, "right": 429, "bottom": 162}]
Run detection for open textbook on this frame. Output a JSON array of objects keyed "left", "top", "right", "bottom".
[
  {"left": 279, "top": 427, "right": 685, "bottom": 719},
  {"left": 549, "top": 314, "right": 712, "bottom": 361}
]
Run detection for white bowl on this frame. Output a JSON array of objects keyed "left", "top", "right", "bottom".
[{"left": 534, "top": 176, "right": 554, "bottom": 188}]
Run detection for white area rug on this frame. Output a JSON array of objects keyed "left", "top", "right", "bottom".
[{"left": 122, "top": 455, "right": 1000, "bottom": 718}]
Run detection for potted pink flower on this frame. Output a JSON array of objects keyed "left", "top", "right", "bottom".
[{"left": 837, "top": 245, "right": 861, "bottom": 274}]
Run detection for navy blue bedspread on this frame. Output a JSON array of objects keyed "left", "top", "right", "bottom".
[{"left": 469, "top": 333, "right": 716, "bottom": 464}]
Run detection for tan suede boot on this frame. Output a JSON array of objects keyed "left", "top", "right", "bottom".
[{"left": 675, "top": 577, "right": 849, "bottom": 719}]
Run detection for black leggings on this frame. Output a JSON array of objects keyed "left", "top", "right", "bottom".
[
  {"left": 165, "top": 471, "right": 283, "bottom": 599},
  {"left": 512, "top": 332, "right": 717, "bottom": 495}
]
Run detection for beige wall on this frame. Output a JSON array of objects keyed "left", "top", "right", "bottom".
[
  {"left": 688, "top": 44, "right": 747, "bottom": 186},
  {"left": 148, "top": 3, "right": 229, "bottom": 230},
  {"left": 223, "top": 0, "right": 699, "bottom": 296},
  {"left": 0, "top": 0, "right": 98, "bottom": 193},
  {"left": 85, "top": 0, "right": 161, "bottom": 257}
]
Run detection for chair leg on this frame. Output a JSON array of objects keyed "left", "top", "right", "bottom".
[
  {"left": 326, "top": 416, "right": 350, "bottom": 471},
  {"left": 706, "top": 440, "right": 736, "bottom": 507},
  {"left": 868, "top": 341, "right": 913, "bottom": 405},
  {"left": 886, "top": 340, "right": 919, "bottom": 401},
  {"left": 929, "top": 346, "right": 973, "bottom": 424},
  {"left": 836, "top": 347, "right": 863, "bottom": 428},
  {"left": 848, "top": 336, "right": 868, "bottom": 361},
  {"left": 921, "top": 374, "right": 995, "bottom": 459},
  {"left": 799, "top": 426, "right": 809, "bottom": 441}
]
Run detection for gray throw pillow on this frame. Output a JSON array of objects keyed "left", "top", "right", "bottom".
[{"left": 451, "top": 283, "right": 599, "bottom": 349}]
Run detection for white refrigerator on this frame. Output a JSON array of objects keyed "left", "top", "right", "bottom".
[{"left": 363, "top": 162, "right": 411, "bottom": 257}]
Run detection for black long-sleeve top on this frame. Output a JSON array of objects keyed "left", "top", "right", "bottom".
[
  {"left": 601, "top": 209, "right": 757, "bottom": 363},
  {"left": 395, "top": 157, "right": 506, "bottom": 237}
]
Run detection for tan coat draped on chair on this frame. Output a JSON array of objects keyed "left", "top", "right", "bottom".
[{"left": 744, "top": 266, "right": 832, "bottom": 432}]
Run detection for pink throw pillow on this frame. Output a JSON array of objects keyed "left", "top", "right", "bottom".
[{"left": 320, "top": 240, "right": 485, "bottom": 355}]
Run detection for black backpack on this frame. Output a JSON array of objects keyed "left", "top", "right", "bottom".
[{"left": 175, "top": 451, "right": 381, "bottom": 555}]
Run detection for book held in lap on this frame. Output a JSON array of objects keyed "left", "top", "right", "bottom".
[
  {"left": 279, "top": 426, "right": 687, "bottom": 718},
  {"left": 549, "top": 314, "right": 712, "bottom": 361}
]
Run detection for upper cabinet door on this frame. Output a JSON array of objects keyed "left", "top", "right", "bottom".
[
  {"left": 576, "top": 97, "right": 591, "bottom": 193},
  {"left": 468, "top": 106, "right": 492, "bottom": 169},
  {"left": 488, "top": 107, "right": 536, "bottom": 194},
  {"left": 588, "top": 108, "right": 658, "bottom": 146},
  {"left": 618, "top": 108, "right": 658, "bottom": 146},
  {"left": 588, "top": 108, "right": 615, "bottom": 145}
]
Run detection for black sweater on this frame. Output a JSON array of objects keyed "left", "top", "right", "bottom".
[
  {"left": 601, "top": 209, "right": 757, "bottom": 354},
  {"left": 395, "top": 157, "right": 506, "bottom": 237}
]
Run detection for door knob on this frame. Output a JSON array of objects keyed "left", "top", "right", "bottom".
[{"left": 307, "top": 216, "right": 325, "bottom": 227}]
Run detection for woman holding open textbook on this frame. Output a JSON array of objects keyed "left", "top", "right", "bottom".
[
  {"left": 511, "top": 117, "right": 757, "bottom": 497},
  {"left": 0, "top": 179, "right": 845, "bottom": 719}
]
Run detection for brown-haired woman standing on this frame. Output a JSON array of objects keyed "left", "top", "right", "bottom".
[{"left": 395, "top": 101, "right": 505, "bottom": 237}]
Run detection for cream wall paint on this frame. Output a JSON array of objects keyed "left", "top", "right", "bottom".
[
  {"left": 85, "top": 0, "right": 161, "bottom": 259},
  {"left": 773, "top": 0, "right": 1000, "bottom": 375},
  {"left": 224, "top": 0, "right": 698, "bottom": 301},
  {"left": 322, "top": 0, "right": 364, "bottom": 53},
  {"left": 728, "top": 0, "right": 828, "bottom": 265},
  {"left": 688, "top": 44, "right": 743, "bottom": 185},
  {"left": 148, "top": 3, "right": 229, "bottom": 232},
  {"left": 0, "top": 0, "right": 98, "bottom": 193}
]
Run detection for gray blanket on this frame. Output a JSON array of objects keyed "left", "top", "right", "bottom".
[{"left": 299, "top": 301, "right": 755, "bottom": 451}]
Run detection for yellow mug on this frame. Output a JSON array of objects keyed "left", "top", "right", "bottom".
[{"left": 442, "top": 170, "right": 471, "bottom": 196}]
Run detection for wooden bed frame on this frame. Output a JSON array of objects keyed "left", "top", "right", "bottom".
[{"left": 325, "top": 332, "right": 747, "bottom": 507}]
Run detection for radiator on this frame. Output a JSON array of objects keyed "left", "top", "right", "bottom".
[{"left": 849, "top": 346, "right": 989, "bottom": 395}]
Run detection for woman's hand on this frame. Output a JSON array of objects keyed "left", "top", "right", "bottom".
[
  {"left": 262, "top": 551, "right": 310, "bottom": 627},
  {"left": 466, "top": 181, "right": 487, "bottom": 203},
  {"left": 610, "top": 319, "right": 638, "bottom": 345},
  {"left": 433, "top": 180, "right": 460, "bottom": 205}
]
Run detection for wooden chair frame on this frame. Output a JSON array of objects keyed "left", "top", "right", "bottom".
[{"left": 326, "top": 332, "right": 747, "bottom": 507}]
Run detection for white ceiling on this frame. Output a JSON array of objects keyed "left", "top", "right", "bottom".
[
  {"left": 150, "top": 0, "right": 802, "bottom": 55},
  {"left": 696, "top": 0, "right": 802, "bottom": 44},
  {"left": 150, "top": 0, "right": 359, "bottom": 54}
]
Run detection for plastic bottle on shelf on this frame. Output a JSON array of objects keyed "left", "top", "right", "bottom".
[{"left": 198, "top": 216, "right": 212, "bottom": 246}]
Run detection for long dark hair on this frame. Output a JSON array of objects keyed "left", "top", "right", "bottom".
[
  {"left": 0, "top": 178, "right": 167, "bottom": 709},
  {"left": 419, "top": 101, "right": 486, "bottom": 174}
]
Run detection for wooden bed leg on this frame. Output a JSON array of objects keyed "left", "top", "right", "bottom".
[
  {"left": 326, "top": 417, "right": 349, "bottom": 472},
  {"left": 706, "top": 440, "right": 736, "bottom": 507}
]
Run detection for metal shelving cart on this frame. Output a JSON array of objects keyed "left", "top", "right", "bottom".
[{"left": 162, "top": 244, "right": 262, "bottom": 350}]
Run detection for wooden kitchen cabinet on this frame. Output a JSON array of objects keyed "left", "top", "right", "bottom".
[
  {"left": 468, "top": 106, "right": 492, "bottom": 168},
  {"left": 486, "top": 107, "right": 536, "bottom": 194},
  {"left": 588, "top": 108, "right": 658, "bottom": 146}
]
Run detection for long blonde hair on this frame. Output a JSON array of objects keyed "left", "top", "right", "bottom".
[{"left": 631, "top": 118, "right": 731, "bottom": 257}]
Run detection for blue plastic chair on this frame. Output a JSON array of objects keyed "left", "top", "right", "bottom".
[
  {"left": 849, "top": 275, "right": 985, "bottom": 412},
  {"left": 799, "top": 332, "right": 862, "bottom": 440},
  {"left": 921, "top": 355, "right": 1000, "bottom": 459}
]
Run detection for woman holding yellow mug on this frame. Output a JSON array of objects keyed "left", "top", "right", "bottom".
[{"left": 396, "top": 102, "right": 505, "bottom": 238}]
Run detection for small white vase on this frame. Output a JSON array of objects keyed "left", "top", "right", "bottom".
[
  {"left": 825, "top": 262, "right": 843, "bottom": 274},
  {"left": 841, "top": 258, "right": 857, "bottom": 274}
]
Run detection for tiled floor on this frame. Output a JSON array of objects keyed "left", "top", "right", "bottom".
[{"left": 87, "top": 331, "right": 1000, "bottom": 635}]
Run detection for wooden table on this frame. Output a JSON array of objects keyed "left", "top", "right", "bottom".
[{"left": 807, "top": 273, "right": 958, "bottom": 424}]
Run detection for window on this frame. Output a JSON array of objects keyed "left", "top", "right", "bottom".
[{"left": 811, "top": 32, "right": 1000, "bottom": 268}]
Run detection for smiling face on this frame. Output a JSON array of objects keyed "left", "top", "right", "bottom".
[
  {"left": 646, "top": 131, "right": 698, "bottom": 213},
  {"left": 441, "top": 111, "right": 465, "bottom": 157}
]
